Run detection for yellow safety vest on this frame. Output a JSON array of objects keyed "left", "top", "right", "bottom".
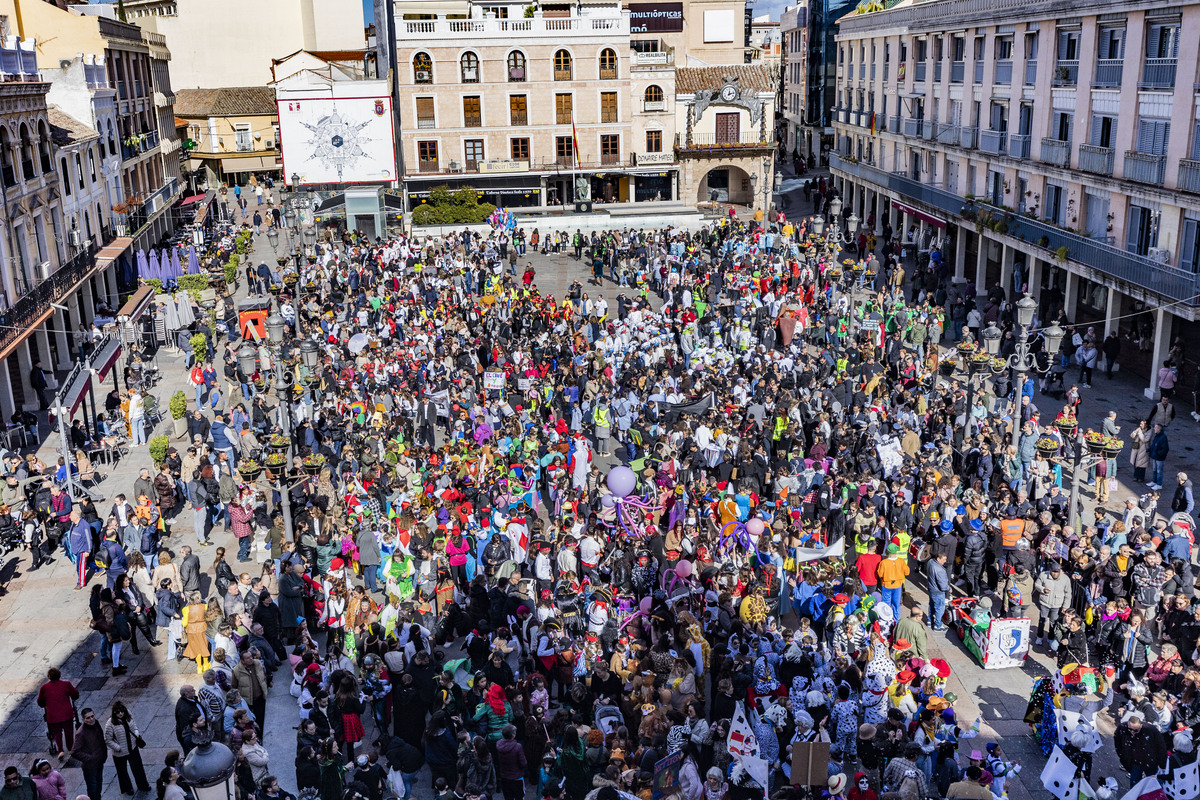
[{"left": 593, "top": 407, "right": 610, "bottom": 428}]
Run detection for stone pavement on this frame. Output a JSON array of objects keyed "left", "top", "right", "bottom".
[{"left": 0, "top": 219, "right": 1190, "bottom": 798}]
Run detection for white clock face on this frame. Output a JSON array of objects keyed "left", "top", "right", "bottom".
[{"left": 720, "top": 85, "right": 738, "bottom": 102}]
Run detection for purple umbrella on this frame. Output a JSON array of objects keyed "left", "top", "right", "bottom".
[
  {"left": 136, "top": 249, "right": 150, "bottom": 280},
  {"left": 187, "top": 245, "right": 199, "bottom": 275},
  {"left": 171, "top": 248, "right": 182, "bottom": 280},
  {"left": 149, "top": 250, "right": 161, "bottom": 281}
]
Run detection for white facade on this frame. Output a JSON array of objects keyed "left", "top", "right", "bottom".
[{"left": 779, "top": 4, "right": 807, "bottom": 155}]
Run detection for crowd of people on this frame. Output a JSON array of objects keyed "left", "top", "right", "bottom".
[{"left": 8, "top": 184, "right": 1199, "bottom": 800}]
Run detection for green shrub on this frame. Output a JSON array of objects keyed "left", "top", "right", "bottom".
[
  {"left": 189, "top": 333, "right": 208, "bottom": 361},
  {"left": 148, "top": 434, "right": 169, "bottom": 467},
  {"left": 224, "top": 262, "right": 238, "bottom": 286},
  {"left": 177, "top": 274, "right": 208, "bottom": 301},
  {"left": 411, "top": 185, "right": 498, "bottom": 226},
  {"left": 169, "top": 390, "right": 188, "bottom": 419},
  {"left": 145, "top": 278, "right": 163, "bottom": 293}
]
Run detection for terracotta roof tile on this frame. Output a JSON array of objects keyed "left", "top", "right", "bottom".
[
  {"left": 174, "top": 87, "right": 277, "bottom": 118},
  {"left": 47, "top": 106, "right": 99, "bottom": 147},
  {"left": 675, "top": 64, "right": 776, "bottom": 94}
]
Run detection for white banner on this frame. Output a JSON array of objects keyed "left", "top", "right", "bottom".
[
  {"left": 792, "top": 538, "right": 845, "bottom": 564},
  {"left": 983, "top": 617, "right": 1031, "bottom": 669}
]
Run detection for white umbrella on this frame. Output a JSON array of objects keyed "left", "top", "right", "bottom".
[
  {"left": 176, "top": 294, "right": 197, "bottom": 327},
  {"left": 162, "top": 294, "right": 181, "bottom": 332},
  {"left": 347, "top": 332, "right": 369, "bottom": 354}
]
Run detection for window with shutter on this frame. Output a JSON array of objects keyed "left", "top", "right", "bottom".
[
  {"left": 1090, "top": 115, "right": 1114, "bottom": 147},
  {"left": 1182, "top": 219, "right": 1200, "bottom": 273},
  {"left": 415, "top": 97, "right": 435, "bottom": 129},
  {"left": 1192, "top": 121, "right": 1200, "bottom": 160},
  {"left": 1137, "top": 119, "right": 1170, "bottom": 155},
  {"left": 1085, "top": 193, "right": 1109, "bottom": 239}
]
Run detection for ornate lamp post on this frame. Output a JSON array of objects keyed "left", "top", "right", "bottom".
[{"left": 980, "top": 299, "right": 1064, "bottom": 455}]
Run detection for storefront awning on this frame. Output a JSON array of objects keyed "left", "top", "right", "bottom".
[
  {"left": 181, "top": 194, "right": 207, "bottom": 205},
  {"left": 95, "top": 236, "right": 134, "bottom": 265},
  {"left": 222, "top": 155, "right": 280, "bottom": 173},
  {"left": 57, "top": 363, "right": 92, "bottom": 417},
  {"left": 91, "top": 334, "right": 122, "bottom": 382},
  {"left": 118, "top": 284, "right": 156, "bottom": 320},
  {"left": 892, "top": 200, "right": 946, "bottom": 229}
]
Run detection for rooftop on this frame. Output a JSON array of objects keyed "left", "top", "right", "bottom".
[
  {"left": 676, "top": 64, "right": 776, "bottom": 94},
  {"left": 174, "top": 86, "right": 277, "bottom": 117},
  {"left": 47, "top": 106, "right": 99, "bottom": 146}
]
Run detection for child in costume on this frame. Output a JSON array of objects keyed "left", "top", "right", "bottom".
[{"left": 985, "top": 743, "right": 1021, "bottom": 798}]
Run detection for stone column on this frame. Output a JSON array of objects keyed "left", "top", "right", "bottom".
[
  {"left": 975, "top": 233, "right": 988, "bottom": 293},
  {"left": 999, "top": 244, "right": 1014, "bottom": 299},
  {"left": 0, "top": 361, "right": 14, "bottom": 421},
  {"left": 1103, "top": 288, "right": 1122, "bottom": 340},
  {"left": 16, "top": 338, "right": 35, "bottom": 411},
  {"left": 1146, "top": 307, "right": 1174, "bottom": 398},
  {"left": 954, "top": 230, "right": 967, "bottom": 279},
  {"left": 51, "top": 310, "right": 72, "bottom": 371},
  {"left": 1026, "top": 257, "right": 1042, "bottom": 305},
  {"left": 1064, "top": 271, "right": 1078, "bottom": 323}
]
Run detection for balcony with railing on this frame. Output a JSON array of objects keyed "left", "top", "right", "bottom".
[
  {"left": 951, "top": 60, "right": 964, "bottom": 82},
  {"left": 1078, "top": 144, "right": 1114, "bottom": 175},
  {"left": 0, "top": 242, "right": 99, "bottom": 356},
  {"left": 889, "top": 115, "right": 901, "bottom": 134},
  {"left": 921, "top": 120, "right": 934, "bottom": 139},
  {"left": 1180, "top": 160, "right": 1200, "bottom": 194},
  {"left": 1093, "top": 59, "right": 1123, "bottom": 87},
  {"left": 936, "top": 122, "right": 959, "bottom": 144},
  {"left": 676, "top": 132, "right": 774, "bottom": 151},
  {"left": 402, "top": 14, "right": 628, "bottom": 40},
  {"left": 827, "top": 152, "right": 1200, "bottom": 304},
  {"left": 972, "top": 60, "right": 982, "bottom": 83},
  {"left": 1040, "top": 137, "right": 1070, "bottom": 166},
  {"left": 1025, "top": 59, "right": 1038, "bottom": 85},
  {"left": 914, "top": 61, "right": 927, "bottom": 82},
  {"left": 0, "top": 37, "right": 39, "bottom": 82},
  {"left": 1053, "top": 60, "right": 1079, "bottom": 85},
  {"left": 1124, "top": 151, "right": 1166, "bottom": 184},
  {"left": 1141, "top": 58, "right": 1177, "bottom": 89},
  {"left": 417, "top": 116, "right": 436, "bottom": 129},
  {"left": 121, "top": 129, "right": 160, "bottom": 160},
  {"left": 464, "top": 113, "right": 482, "bottom": 128},
  {"left": 979, "top": 129, "right": 1007, "bottom": 154},
  {"left": 1008, "top": 133, "right": 1031, "bottom": 158},
  {"left": 903, "top": 117, "right": 922, "bottom": 137},
  {"left": 510, "top": 113, "right": 527, "bottom": 126},
  {"left": 994, "top": 59, "right": 1013, "bottom": 84},
  {"left": 599, "top": 67, "right": 617, "bottom": 80},
  {"left": 553, "top": 68, "right": 572, "bottom": 80},
  {"left": 859, "top": 63, "right": 865, "bottom": 79},
  {"left": 960, "top": 126, "right": 977, "bottom": 148},
  {"left": 418, "top": 159, "right": 440, "bottom": 173}
]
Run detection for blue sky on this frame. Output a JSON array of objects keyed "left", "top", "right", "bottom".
[{"left": 363, "top": 0, "right": 374, "bottom": 24}]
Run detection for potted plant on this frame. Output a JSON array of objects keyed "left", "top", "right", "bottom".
[
  {"left": 263, "top": 452, "right": 287, "bottom": 479},
  {"left": 956, "top": 340, "right": 976, "bottom": 356},
  {"left": 1054, "top": 414, "right": 1077, "bottom": 436},
  {"left": 1102, "top": 438, "right": 1125, "bottom": 458},
  {"left": 1084, "top": 430, "right": 1107, "bottom": 455},
  {"left": 1036, "top": 437, "right": 1060, "bottom": 457},
  {"left": 1055, "top": 245, "right": 1069, "bottom": 265},
  {"left": 189, "top": 333, "right": 208, "bottom": 364},
  {"left": 970, "top": 351, "right": 992, "bottom": 367},
  {"left": 169, "top": 390, "right": 189, "bottom": 438},
  {"left": 302, "top": 454, "right": 326, "bottom": 474},
  {"left": 266, "top": 433, "right": 290, "bottom": 452},
  {"left": 939, "top": 357, "right": 957, "bottom": 376},
  {"left": 148, "top": 434, "right": 169, "bottom": 468},
  {"left": 238, "top": 458, "right": 262, "bottom": 481},
  {"left": 990, "top": 357, "right": 1008, "bottom": 374}
]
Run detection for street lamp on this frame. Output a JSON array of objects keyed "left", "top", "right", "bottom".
[
  {"left": 749, "top": 172, "right": 758, "bottom": 210},
  {"left": 180, "top": 727, "right": 236, "bottom": 800},
  {"left": 266, "top": 228, "right": 279, "bottom": 253},
  {"left": 981, "top": 301, "right": 1065, "bottom": 455}
]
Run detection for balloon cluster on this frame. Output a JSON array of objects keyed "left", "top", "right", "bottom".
[
  {"left": 597, "top": 466, "right": 665, "bottom": 539},
  {"left": 718, "top": 517, "right": 767, "bottom": 556}
]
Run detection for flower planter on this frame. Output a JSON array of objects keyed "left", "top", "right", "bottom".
[
  {"left": 990, "top": 358, "right": 1008, "bottom": 374},
  {"left": 1085, "top": 440, "right": 1106, "bottom": 455},
  {"left": 238, "top": 465, "right": 262, "bottom": 481},
  {"left": 1103, "top": 441, "right": 1124, "bottom": 458},
  {"left": 939, "top": 361, "right": 957, "bottom": 376},
  {"left": 265, "top": 441, "right": 289, "bottom": 454},
  {"left": 1036, "top": 442, "right": 1060, "bottom": 458},
  {"left": 1055, "top": 420, "right": 1076, "bottom": 436}
]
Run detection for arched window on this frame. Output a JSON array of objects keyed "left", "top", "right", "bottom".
[
  {"left": 460, "top": 52, "right": 479, "bottom": 83},
  {"left": 507, "top": 51, "right": 526, "bottom": 82},
  {"left": 553, "top": 49, "right": 572, "bottom": 81},
  {"left": 413, "top": 52, "right": 433, "bottom": 84},
  {"left": 37, "top": 121, "right": 51, "bottom": 174},
  {"left": 18, "top": 124, "right": 35, "bottom": 181},
  {"left": 599, "top": 48, "right": 617, "bottom": 79},
  {"left": 0, "top": 128, "right": 13, "bottom": 187},
  {"left": 644, "top": 85, "right": 664, "bottom": 104}
]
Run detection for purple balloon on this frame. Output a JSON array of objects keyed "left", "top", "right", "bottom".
[
  {"left": 601, "top": 494, "right": 616, "bottom": 508},
  {"left": 606, "top": 465, "right": 637, "bottom": 498}
]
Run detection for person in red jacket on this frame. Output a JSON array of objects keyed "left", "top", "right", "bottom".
[{"left": 36, "top": 667, "right": 79, "bottom": 759}]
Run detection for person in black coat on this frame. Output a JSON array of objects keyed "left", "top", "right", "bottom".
[
  {"left": 1115, "top": 713, "right": 1167, "bottom": 782},
  {"left": 251, "top": 592, "right": 285, "bottom": 662},
  {"left": 295, "top": 746, "right": 321, "bottom": 792}
]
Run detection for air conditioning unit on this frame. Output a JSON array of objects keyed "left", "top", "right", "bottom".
[
  {"left": 69, "top": 229, "right": 82, "bottom": 248},
  {"left": 1148, "top": 247, "right": 1171, "bottom": 264},
  {"left": 415, "top": 70, "right": 432, "bottom": 81},
  {"left": 448, "top": 160, "right": 462, "bottom": 173},
  {"left": 265, "top": 141, "right": 275, "bottom": 149}
]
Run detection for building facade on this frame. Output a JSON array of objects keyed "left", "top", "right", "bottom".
[
  {"left": 675, "top": 64, "right": 777, "bottom": 208},
  {"left": 780, "top": 3, "right": 808, "bottom": 156},
  {"left": 830, "top": 0, "right": 1200, "bottom": 395},
  {"left": 175, "top": 87, "right": 280, "bottom": 187},
  {"left": 116, "top": 0, "right": 365, "bottom": 89},
  {"left": 392, "top": 3, "right": 681, "bottom": 209}
]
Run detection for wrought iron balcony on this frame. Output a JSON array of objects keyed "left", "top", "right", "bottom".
[
  {"left": 1024, "top": 59, "right": 1038, "bottom": 85},
  {"left": 1008, "top": 133, "right": 1030, "bottom": 158},
  {"left": 994, "top": 59, "right": 1012, "bottom": 84},
  {"left": 1053, "top": 60, "right": 1079, "bottom": 85},
  {"left": 979, "top": 129, "right": 1007, "bottom": 154},
  {"left": 1179, "top": 159, "right": 1200, "bottom": 194},
  {"left": 960, "top": 126, "right": 977, "bottom": 149},
  {"left": 1124, "top": 151, "right": 1166, "bottom": 185},
  {"left": 950, "top": 61, "right": 964, "bottom": 83},
  {"left": 1093, "top": 59, "right": 1123, "bottom": 87},
  {"left": 1140, "top": 58, "right": 1176, "bottom": 89},
  {"left": 1078, "top": 144, "right": 1114, "bottom": 175},
  {"left": 1040, "top": 138, "right": 1070, "bottom": 167}
]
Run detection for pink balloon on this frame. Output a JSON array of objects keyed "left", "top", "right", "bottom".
[
  {"left": 640, "top": 596, "right": 652, "bottom": 613},
  {"left": 676, "top": 560, "right": 694, "bottom": 578},
  {"left": 746, "top": 518, "right": 766, "bottom": 536}
]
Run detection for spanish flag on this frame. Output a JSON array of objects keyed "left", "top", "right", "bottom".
[
  {"left": 571, "top": 113, "right": 581, "bottom": 170},
  {"left": 870, "top": 112, "right": 876, "bottom": 136}
]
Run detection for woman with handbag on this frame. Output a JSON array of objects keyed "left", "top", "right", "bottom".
[
  {"left": 103, "top": 701, "right": 151, "bottom": 795},
  {"left": 115, "top": 573, "right": 160, "bottom": 651}
]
